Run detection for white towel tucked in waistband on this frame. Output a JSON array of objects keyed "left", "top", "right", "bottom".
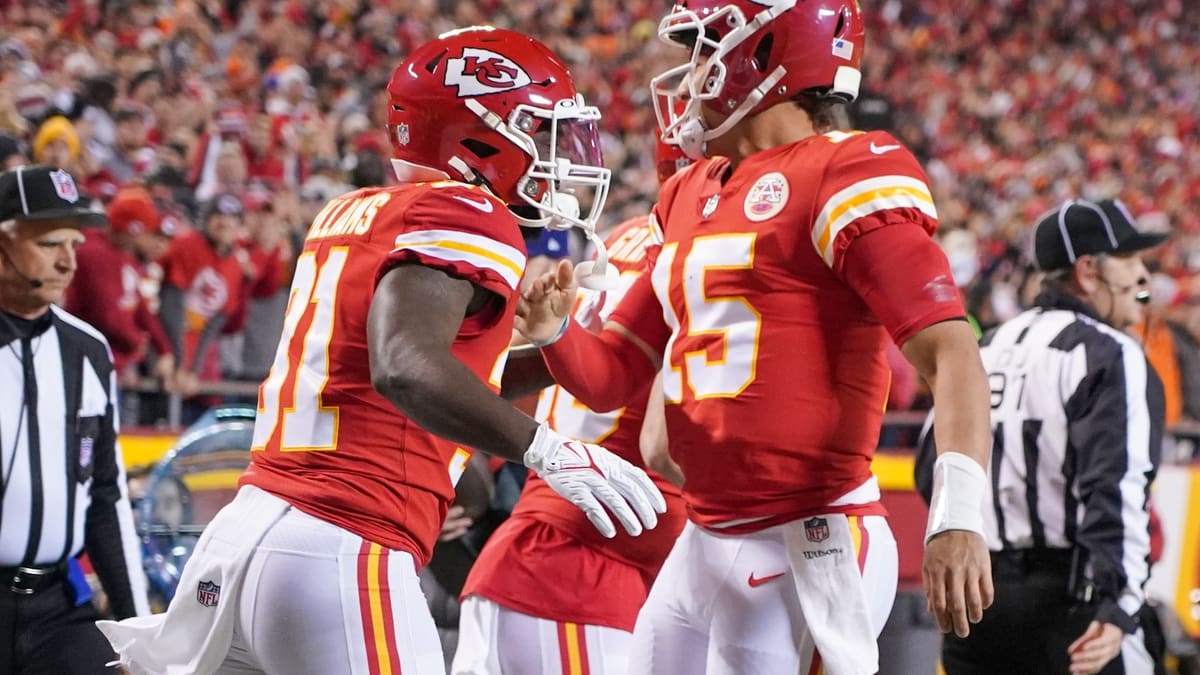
[
  {"left": 97, "top": 485, "right": 290, "bottom": 675},
  {"left": 782, "top": 514, "right": 878, "bottom": 675}
]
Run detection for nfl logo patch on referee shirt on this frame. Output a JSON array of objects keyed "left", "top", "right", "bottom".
[
  {"left": 804, "top": 517, "right": 830, "bottom": 543},
  {"left": 196, "top": 580, "right": 221, "bottom": 607}
]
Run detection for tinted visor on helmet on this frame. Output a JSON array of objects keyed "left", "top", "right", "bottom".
[{"left": 511, "top": 97, "right": 611, "bottom": 232}]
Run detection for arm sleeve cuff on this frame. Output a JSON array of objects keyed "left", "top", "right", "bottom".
[{"left": 1094, "top": 599, "right": 1140, "bottom": 634}]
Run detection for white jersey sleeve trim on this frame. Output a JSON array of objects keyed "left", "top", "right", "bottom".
[
  {"left": 812, "top": 174, "right": 937, "bottom": 267},
  {"left": 392, "top": 229, "right": 526, "bottom": 290}
]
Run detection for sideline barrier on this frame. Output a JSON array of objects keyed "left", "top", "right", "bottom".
[{"left": 119, "top": 409, "right": 1200, "bottom": 640}]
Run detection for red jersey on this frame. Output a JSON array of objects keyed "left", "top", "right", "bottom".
[
  {"left": 609, "top": 130, "right": 962, "bottom": 532},
  {"left": 462, "top": 217, "right": 686, "bottom": 629},
  {"left": 239, "top": 182, "right": 527, "bottom": 567},
  {"left": 65, "top": 233, "right": 172, "bottom": 373},
  {"left": 160, "top": 229, "right": 245, "bottom": 375}
]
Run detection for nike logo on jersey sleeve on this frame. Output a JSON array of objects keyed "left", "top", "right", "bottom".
[
  {"left": 869, "top": 142, "right": 902, "bottom": 155},
  {"left": 452, "top": 195, "right": 495, "bottom": 213},
  {"left": 747, "top": 571, "right": 787, "bottom": 588}
]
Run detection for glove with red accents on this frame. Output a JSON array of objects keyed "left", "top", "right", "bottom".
[{"left": 523, "top": 423, "right": 666, "bottom": 538}]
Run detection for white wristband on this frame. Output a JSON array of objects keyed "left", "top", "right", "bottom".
[
  {"left": 925, "top": 451, "right": 987, "bottom": 544},
  {"left": 530, "top": 316, "right": 570, "bottom": 348}
]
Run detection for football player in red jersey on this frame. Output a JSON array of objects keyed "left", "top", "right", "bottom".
[
  {"left": 97, "top": 27, "right": 665, "bottom": 675},
  {"left": 451, "top": 140, "right": 692, "bottom": 675},
  {"left": 516, "top": 2, "right": 995, "bottom": 674}
]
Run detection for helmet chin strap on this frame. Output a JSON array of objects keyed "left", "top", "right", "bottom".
[
  {"left": 678, "top": 117, "right": 708, "bottom": 160},
  {"left": 573, "top": 227, "right": 619, "bottom": 290},
  {"left": 541, "top": 191, "right": 616, "bottom": 290}
]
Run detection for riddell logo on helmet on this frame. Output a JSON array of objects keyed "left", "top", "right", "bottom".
[{"left": 445, "top": 48, "right": 533, "bottom": 97}]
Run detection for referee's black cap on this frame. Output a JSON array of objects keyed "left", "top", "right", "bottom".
[
  {"left": 0, "top": 164, "right": 107, "bottom": 227},
  {"left": 1033, "top": 198, "right": 1169, "bottom": 272}
]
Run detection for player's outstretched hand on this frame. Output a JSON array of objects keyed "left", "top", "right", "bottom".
[
  {"left": 516, "top": 259, "right": 577, "bottom": 344},
  {"left": 923, "top": 529, "right": 994, "bottom": 638},
  {"left": 524, "top": 423, "right": 666, "bottom": 538}
]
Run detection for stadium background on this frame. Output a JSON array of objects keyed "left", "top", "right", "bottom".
[{"left": 1, "top": 0, "right": 1198, "bottom": 671}]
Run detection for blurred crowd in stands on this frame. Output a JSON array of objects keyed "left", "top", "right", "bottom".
[{"left": 0, "top": 0, "right": 1197, "bottom": 433}]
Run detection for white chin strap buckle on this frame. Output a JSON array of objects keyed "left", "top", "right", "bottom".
[
  {"left": 679, "top": 117, "right": 708, "bottom": 160},
  {"left": 574, "top": 228, "right": 619, "bottom": 290},
  {"left": 545, "top": 191, "right": 580, "bottom": 230}
]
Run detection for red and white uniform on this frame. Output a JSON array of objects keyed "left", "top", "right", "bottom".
[
  {"left": 541, "top": 131, "right": 964, "bottom": 674},
  {"left": 242, "top": 181, "right": 525, "bottom": 568},
  {"left": 454, "top": 218, "right": 687, "bottom": 675},
  {"left": 97, "top": 181, "right": 529, "bottom": 675}
]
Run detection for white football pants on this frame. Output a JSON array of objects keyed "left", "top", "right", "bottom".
[
  {"left": 452, "top": 596, "right": 632, "bottom": 675},
  {"left": 215, "top": 505, "right": 446, "bottom": 674},
  {"left": 628, "top": 515, "right": 898, "bottom": 675}
]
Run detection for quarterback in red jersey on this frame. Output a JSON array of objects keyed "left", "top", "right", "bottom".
[
  {"left": 517, "top": 2, "right": 995, "bottom": 674},
  {"left": 98, "top": 27, "right": 664, "bottom": 675},
  {"left": 452, "top": 142, "right": 691, "bottom": 675}
]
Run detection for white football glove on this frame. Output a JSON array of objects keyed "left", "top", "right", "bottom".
[{"left": 524, "top": 423, "right": 667, "bottom": 538}]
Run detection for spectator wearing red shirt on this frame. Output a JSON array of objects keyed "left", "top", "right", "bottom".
[
  {"left": 220, "top": 187, "right": 287, "bottom": 381},
  {"left": 158, "top": 193, "right": 246, "bottom": 399},
  {"left": 64, "top": 186, "right": 175, "bottom": 389}
]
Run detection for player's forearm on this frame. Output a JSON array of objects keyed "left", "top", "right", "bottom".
[
  {"left": 499, "top": 344, "right": 556, "bottom": 400},
  {"left": 372, "top": 350, "right": 539, "bottom": 463},
  {"left": 903, "top": 321, "right": 991, "bottom": 469},
  {"left": 540, "top": 319, "right": 657, "bottom": 413},
  {"left": 640, "top": 371, "right": 684, "bottom": 487}
]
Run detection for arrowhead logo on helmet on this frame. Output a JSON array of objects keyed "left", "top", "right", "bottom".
[{"left": 445, "top": 48, "right": 533, "bottom": 97}]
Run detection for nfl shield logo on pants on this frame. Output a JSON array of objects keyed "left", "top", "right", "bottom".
[
  {"left": 804, "top": 517, "right": 829, "bottom": 543},
  {"left": 196, "top": 580, "right": 221, "bottom": 607}
]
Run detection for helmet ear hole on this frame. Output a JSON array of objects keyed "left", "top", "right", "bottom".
[
  {"left": 834, "top": 9, "right": 847, "bottom": 36},
  {"left": 752, "top": 33, "right": 774, "bottom": 73},
  {"left": 461, "top": 138, "right": 500, "bottom": 159}
]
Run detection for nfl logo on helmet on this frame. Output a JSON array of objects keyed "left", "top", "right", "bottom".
[
  {"left": 196, "top": 580, "right": 221, "bottom": 607},
  {"left": 804, "top": 517, "right": 829, "bottom": 543}
]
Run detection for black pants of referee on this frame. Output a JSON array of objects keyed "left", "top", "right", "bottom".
[
  {"left": 942, "top": 549, "right": 1162, "bottom": 675},
  {"left": 0, "top": 575, "right": 118, "bottom": 674}
]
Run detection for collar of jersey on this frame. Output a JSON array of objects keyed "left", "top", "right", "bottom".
[{"left": 1031, "top": 289, "right": 1102, "bottom": 322}]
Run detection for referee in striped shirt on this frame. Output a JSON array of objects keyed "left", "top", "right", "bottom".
[
  {"left": 0, "top": 165, "right": 149, "bottom": 673},
  {"left": 918, "top": 198, "right": 1167, "bottom": 675}
]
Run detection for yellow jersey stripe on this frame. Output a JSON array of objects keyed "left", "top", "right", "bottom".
[{"left": 812, "top": 175, "right": 937, "bottom": 267}]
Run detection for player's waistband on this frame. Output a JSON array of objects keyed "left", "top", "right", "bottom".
[{"left": 698, "top": 475, "right": 883, "bottom": 534}]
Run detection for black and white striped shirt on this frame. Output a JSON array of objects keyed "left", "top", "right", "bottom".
[
  {"left": 918, "top": 290, "right": 1164, "bottom": 632},
  {"left": 0, "top": 305, "right": 148, "bottom": 618}
]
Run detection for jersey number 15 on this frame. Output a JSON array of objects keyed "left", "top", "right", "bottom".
[{"left": 652, "top": 233, "right": 761, "bottom": 402}]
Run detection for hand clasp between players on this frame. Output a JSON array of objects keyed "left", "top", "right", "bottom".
[{"left": 524, "top": 423, "right": 667, "bottom": 538}]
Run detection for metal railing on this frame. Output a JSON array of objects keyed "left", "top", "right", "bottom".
[{"left": 120, "top": 379, "right": 1200, "bottom": 463}]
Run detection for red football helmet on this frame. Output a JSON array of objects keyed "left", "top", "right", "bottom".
[
  {"left": 651, "top": 0, "right": 865, "bottom": 159},
  {"left": 388, "top": 27, "right": 610, "bottom": 231}
]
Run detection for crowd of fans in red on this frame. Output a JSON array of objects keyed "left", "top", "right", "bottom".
[{"left": 0, "top": 0, "right": 1196, "bottom": 427}]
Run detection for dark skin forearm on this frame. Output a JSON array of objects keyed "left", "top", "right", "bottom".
[
  {"left": 368, "top": 264, "right": 539, "bottom": 462},
  {"left": 499, "top": 341, "right": 556, "bottom": 400}
]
